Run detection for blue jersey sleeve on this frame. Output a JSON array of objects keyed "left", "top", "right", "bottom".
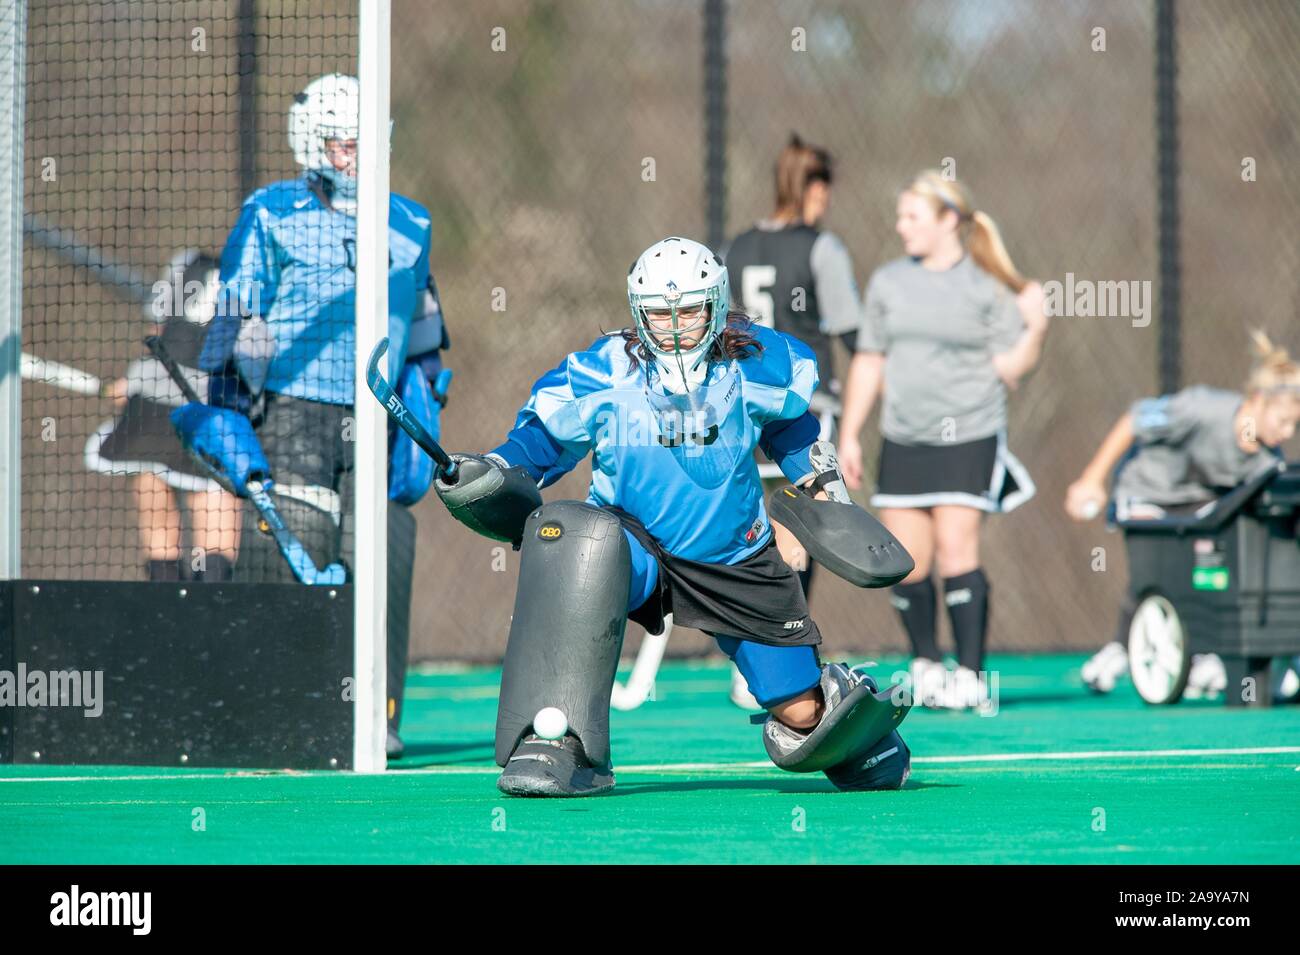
[
  {"left": 384, "top": 256, "right": 422, "bottom": 377},
  {"left": 759, "top": 411, "right": 820, "bottom": 485},
  {"left": 200, "top": 197, "right": 281, "bottom": 374},
  {"left": 490, "top": 356, "right": 594, "bottom": 488},
  {"left": 747, "top": 328, "right": 820, "bottom": 483},
  {"left": 744, "top": 327, "right": 819, "bottom": 426},
  {"left": 384, "top": 197, "right": 436, "bottom": 387}
]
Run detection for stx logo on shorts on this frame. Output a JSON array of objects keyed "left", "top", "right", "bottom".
[{"left": 783, "top": 620, "right": 805, "bottom": 630}]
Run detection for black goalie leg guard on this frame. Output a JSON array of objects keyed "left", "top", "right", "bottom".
[
  {"left": 762, "top": 663, "right": 912, "bottom": 791},
  {"left": 495, "top": 501, "right": 631, "bottom": 796},
  {"left": 386, "top": 502, "right": 416, "bottom": 759}
]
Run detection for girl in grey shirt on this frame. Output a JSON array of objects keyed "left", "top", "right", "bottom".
[
  {"left": 1066, "top": 331, "right": 1300, "bottom": 696},
  {"left": 838, "top": 170, "right": 1049, "bottom": 709}
]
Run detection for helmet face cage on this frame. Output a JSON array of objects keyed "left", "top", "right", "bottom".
[
  {"left": 630, "top": 280, "right": 728, "bottom": 378},
  {"left": 288, "top": 74, "right": 361, "bottom": 177}
]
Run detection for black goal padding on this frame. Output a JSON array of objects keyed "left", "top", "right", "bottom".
[{"left": 0, "top": 581, "right": 355, "bottom": 769}]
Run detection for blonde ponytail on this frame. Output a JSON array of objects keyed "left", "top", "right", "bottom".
[
  {"left": 1245, "top": 329, "right": 1300, "bottom": 395},
  {"left": 968, "top": 210, "right": 1026, "bottom": 293},
  {"left": 903, "top": 170, "right": 1026, "bottom": 292}
]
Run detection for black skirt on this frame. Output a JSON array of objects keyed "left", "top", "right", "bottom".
[
  {"left": 872, "top": 431, "right": 1035, "bottom": 513},
  {"left": 85, "top": 395, "right": 218, "bottom": 492},
  {"left": 608, "top": 506, "right": 822, "bottom": 649}
]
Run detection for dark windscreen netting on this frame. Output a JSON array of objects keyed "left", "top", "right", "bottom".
[
  {"left": 20, "top": 1, "right": 1299, "bottom": 659},
  {"left": 396, "top": 1, "right": 1297, "bottom": 659},
  {"left": 22, "top": 0, "right": 358, "bottom": 582}
]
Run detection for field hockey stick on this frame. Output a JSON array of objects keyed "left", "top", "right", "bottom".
[
  {"left": 610, "top": 615, "right": 674, "bottom": 711},
  {"left": 20, "top": 352, "right": 104, "bottom": 396},
  {"left": 365, "top": 336, "right": 459, "bottom": 483},
  {"left": 144, "top": 335, "right": 346, "bottom": 586}
]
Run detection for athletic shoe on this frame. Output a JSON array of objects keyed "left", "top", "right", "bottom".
[
  {"left": 1081, "top": 641, "right": 1128, "bottom": 693},
  {"left": 729, "top": 662, "right": 761, "bottom": 710},
  {"left": 909, "top": 657, "right": 948, "bottom": 708},
  {"left": 386, "top": 727, "right": 405, "bottom": 760},
  {"left": 823, "top": 729, "right": 912, "bottom": 791},
  {"left": 496, "top": 733, "right": 615, "bottom": 797},
  {"left": 1185, "top": 653, "right": 1226, "bottom": 700},
  {"left": 1275, "top": 655, "right": 1300, "bottom": 702},
  {"left": 938, "top": 665, "right": 991, "bottom": 712}
]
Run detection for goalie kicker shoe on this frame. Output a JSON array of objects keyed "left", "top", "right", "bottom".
[
  {"left": 764, "top": 662, "right": 911, "bottom": 791},
  {"left": 497, "top": 733, "right": 616, "bottom": 797}
]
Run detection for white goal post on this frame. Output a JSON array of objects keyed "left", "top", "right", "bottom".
[
  {"left": 353, "top": 0, "right": 391, "bottom": 774},
  {"left": 1, "top": 0, "right": 25, "bottom": 582},
  {"left": 1, "top": 0, "right": 393, "bottom": 773}
]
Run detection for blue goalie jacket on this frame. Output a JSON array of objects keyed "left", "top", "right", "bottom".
[
  {"left": 199, "top": 176, "right": 432, "bottom": 405},
  {"left": 491, "top": 323, "right": 822, "bottom": 565}
]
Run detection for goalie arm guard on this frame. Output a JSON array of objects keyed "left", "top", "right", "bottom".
[
  {"left": 434, "top": 452, "right": 542, "bottom": 547},
  {"left": 766, "top": 441, "right": 914, "bottom": 588}
]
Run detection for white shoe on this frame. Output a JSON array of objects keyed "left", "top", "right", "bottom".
[
  {"left": 1081, "top": 641, "right": 1128, "bottom": 693},
  {"left": 729, "top": 663, "right": 761, "bottom": 710},
  {"left": 1276, "top": 656, "right": 1300, "bottom": 702},
  {"left": 909, "top": 657, "right": 948, "bottom": 708},
  {"left": 940, "top": 666, "right": 990, "bottom": 711},
  {"left": 1185, "top": 653, "right": 1226, "bottom": 699}
]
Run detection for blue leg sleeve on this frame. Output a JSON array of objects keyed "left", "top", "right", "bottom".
[
  {"left": 624, "top": 528, "right": 659, "bottom": 615},
  {"left": 715, "top": 634, "right": 821, "bottom": 709}
]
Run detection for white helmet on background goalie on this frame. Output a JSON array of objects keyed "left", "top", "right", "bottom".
[
  {"left": 627, "top": 236, "right": 730, "bottom": 394},
  {"left": 288, "top": 73, "right": 361, "bottom": 210}
]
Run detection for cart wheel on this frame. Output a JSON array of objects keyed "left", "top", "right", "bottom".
[{"left": 1127, "top": 593, "right": 1192, "bottom": 704}]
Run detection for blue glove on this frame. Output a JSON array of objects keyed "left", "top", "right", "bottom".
[{"left": 170, "top": 403, "right": 271, "bottom": 497}]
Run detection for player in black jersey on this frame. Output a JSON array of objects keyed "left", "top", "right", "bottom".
[
  {"left": 725, "top": 135, "right": 860, "bottom": 579},
  {"left": 724, "top": 134, "right": 863, "bottom": 707}
]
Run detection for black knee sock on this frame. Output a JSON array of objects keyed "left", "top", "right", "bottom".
[
  {"left": 797, "top": 564, "right": 815, "bottom": 600},
  {"left": 146, "top": 559, "right": 184, "bottom": 582},
  {"left": 945, "top": 569, "right": 990, "bottom": 672},
  {"left": 193, "top": 554, "right": 234, "bottom": 582},
  {"left": 891, "top": 578, "right": 939, "bottom": 661}
]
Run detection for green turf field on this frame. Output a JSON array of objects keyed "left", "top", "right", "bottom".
[{"left": 1, "top": 654, "right": 1297, "bottom": 864}]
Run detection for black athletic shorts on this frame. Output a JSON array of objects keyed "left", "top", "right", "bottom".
[
  {"left": 873, "top": 432, "right": 1035, "bottom": 513},
  {"left": 234, "top": 392, "right": 355, "bottom": 583},
  {"left": 608, "top": 506, "right": 822, "bottom": 649}
]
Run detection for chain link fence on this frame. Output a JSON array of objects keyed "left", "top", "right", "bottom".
[
  {"left": 21, "top": 0, "right": 357, "bottom": 582},
  {"left": 19, "top": 1, "right": 1299, "bottom": 660}
]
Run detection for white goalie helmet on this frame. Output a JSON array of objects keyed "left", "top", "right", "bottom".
[
  {"left": 627, "top": 236, "right": 730, "bottom": 394},
  {"left": 288, "top": 73, "right": 361, "bottom": 207}
]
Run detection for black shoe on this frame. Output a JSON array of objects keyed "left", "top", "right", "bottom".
[
  {"left": 386, "top": 728, "right": 405, "bottom": 760},
  {"left": 823, "top": 729, "right": 912, "bottom": 791},
  {"left": 497, "top": 734, "right": 615, "bottom": 797}
]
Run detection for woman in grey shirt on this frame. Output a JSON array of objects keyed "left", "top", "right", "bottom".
[
  {"left": 838, "top": 170, "right": 1049, "bottom": 709},
  {"left": 1066, "top": 331, "right": 1300, "bottom": 698}
]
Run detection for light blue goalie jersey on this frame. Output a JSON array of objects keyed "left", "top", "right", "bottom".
[
  {"left": 491, "top": 324, "right": 822, "bottom": 565},
  {"left": 199, "top": 177, "right": 431, "bottom": 405}
]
